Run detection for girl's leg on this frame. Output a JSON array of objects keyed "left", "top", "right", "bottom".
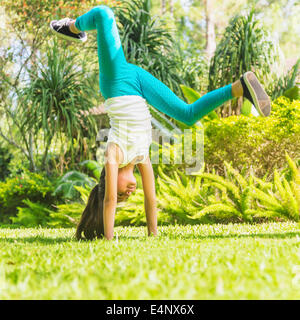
[
  {"left": 75, "top": 6, "right": 128, "bottom": 79},
  {"left": 136, "top": 67, "right": 233, "bottom": 126}
]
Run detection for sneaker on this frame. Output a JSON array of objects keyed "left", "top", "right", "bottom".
[
  {"left": 50, "top": 18, "right": 87, "bottom": 43},
  {"left": 240, "top": 71, "right": 271, "bottom": 117}
]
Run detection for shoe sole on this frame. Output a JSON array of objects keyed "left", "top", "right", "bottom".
[
  {"left": 243, "top": 71, "right": 271, "bottom": 117},
  {"left": 50, "top": 21, "right": 87, "bottom": 43}
]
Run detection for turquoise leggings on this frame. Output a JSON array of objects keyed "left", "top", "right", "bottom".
[{"left": 75, "top": 5, "right": 233, "bottom": 126}]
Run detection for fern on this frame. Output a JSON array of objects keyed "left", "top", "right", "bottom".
[
  {"left": 224, "top": 161, "right": 248, "bottom": 189},
  {"left": 252, "top": 175, "right": 273, "bottom": 192},
  {"left": 11, "top": 199, "right": 53, "bottom": 227},
  {"left": 240, "top": 186, "right": 253, "bottom": 221},
  {"left": 291, "top": 181, "right": 300, "bottom": 212},
  {"left": 274, "top": 169, "right": 286, "bottom": 200},
  {"left": 282, "top": 178, "right": 299, "bottom": 220},
  {"left": 245, "top": 209, "right": 284, "bottom": 219},
  {"left": 49, "top": 203, "right": 84, "bottom": 227},
  {"left": 192, "top": 203, "right": 242, "bottom": 219},
  {"left": 251, "top": 186, "right": 282, "bottom": 211},
  {"left": 286, "top": 153, "right": 300, "bottom": 185},
  {"left": 116, "top": 189, "right": 146, "bottom": 226},
  {"left": 201, "top": 173, "right": 241, "bottom": 201}
]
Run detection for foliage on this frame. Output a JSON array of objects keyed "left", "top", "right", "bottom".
[
  {"left": 150, "top": 95, "right": 299, "bottom": 178},
  {"left": 48, "top": 202, "right": 84, "bottom": 228},
  {"left": 1, "top": 1, "right": 114, "bottom": 175},
  {"left": 199, "top": 157, "right": 300, "bottom": 222},
  {"left": 180, "top": 84, "right": 219, "bottom": 121},
  {"left": 20, "top": 41, "right": 98, "bottom": 170},
  {"left": 208, "top": 9, "right": 280, "bottom": 116},
  {"left": 0, "top": 143, "right": 13, "bottom": 181},
  {"left": 10, "top": 200, "right": 53, "bottom": 227},
  {"left": 175, "top": 53, "right": 209, "bottom": 95},
  {"left": 11, "top": 199, "right": 84, "bottom": 228},
  {"left": 114, "top": 0, "right": 185, "bottom": 98},
  {"left": 53, "top": 170, "right": 96, "bottom": 201},
  {"left": 2, "top": 0, "right": 118, "bottom": 35},
  {"left": 268, "top": 59, "right": 300, "bottom": 100},
  {"left": 115, "top": 189, "right": 147, "bottom": 226},
  {"left": 157, "top": 165, "right": 209, "bottom": 224},
  {"left": 4, "top": 155, "right": 300, "bottom": 228},
  {"left": 79, "top": 160, "right": 103, "bottom": 181},
  {"left": 0, "top": 169, "right": 57, "bottom": 222},
  {"left": 203, "top": 97, "right": 300, "bottom": 177},
  {"left": 156, "top": 156, "right": 300, "bottom": 224}
]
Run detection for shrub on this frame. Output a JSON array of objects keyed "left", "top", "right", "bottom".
[
  {"left": 0, "top": 169, "right": 57, "bottom": 223},
  {"left": 53, "top": 170, "right": 96, "bottom": 201},
  {"left": 48, "top": 203, "right": 84, "bottom": 228},
  {"left": 115, "top": 189, "right": 147, "bottom": 226},
  {"left": 157, "top": 165, "right": 209, "bottom": 224},
  {"left": 203, "top": 97, "right": 300, "bottom": 177},
  {"left": 10, "top": 200, "right": 53, "bottom": 227},
  {"left": 157, "top": 155, "right": 300, "bottom": 224},
  {"left": 199, "top": 157, "right": 300, "bottom": 222},
  {"left": 0, "top": 144, "right": 13, "bottom": 181},
  {"left": 11, "top": 200, "right": 84, "bottom": 228}
]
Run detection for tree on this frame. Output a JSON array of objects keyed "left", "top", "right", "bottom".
[
  {"left": 204, "top": 0, "right": 216, "bottom": 62},
  {"left": 21, "top": 42, "right": 98, "bottom": 173},
  {"left": 0, "top": 0, "right": 118, "bottom": 173},
  {"left": 115, "top": 0, "right": 185, "bottom": 97},
  {"left": 208, "top": 9, "right": 280, "bottom": 116}
]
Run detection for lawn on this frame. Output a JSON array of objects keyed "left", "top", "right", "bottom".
[{"left": 0, "top": 222, "right": 300, "bottom": 300}]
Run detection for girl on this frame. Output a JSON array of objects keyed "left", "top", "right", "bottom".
[{"left": 50, "top": 5, "right": 271, "bottom": 240}]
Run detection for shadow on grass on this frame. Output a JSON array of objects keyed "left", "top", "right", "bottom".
[
  {"left": 159, "top": 231, "right": 300, "bottom": 241},
  {"left": 0, "top": 236, "right": 77, "bottom": 244},
  {"left": 0, "top": 231, "right": 300, "bottom": 244}
]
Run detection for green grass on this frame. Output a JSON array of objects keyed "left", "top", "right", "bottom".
[{"left": 1, "top": 222, "right": 300, "bottom": 299}]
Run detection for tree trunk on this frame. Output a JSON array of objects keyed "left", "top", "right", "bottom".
[
  {"left": 41, "top": 135, "right": 53, "bottom": 173},
  {"left": 28, "top": 131, "right": 37, "bottom": 172},
  {"left": 170, "top": 0, "right": 174, "bottom": 17},
  {"left": 161, "top": 0, "right": 166, "bottom": 15},
  {"left": 204, "top": 0, "right": 216, "bottom": 61}
]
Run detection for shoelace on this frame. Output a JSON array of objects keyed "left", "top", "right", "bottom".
[{"left": 55, "top": 18, "right": 71, "bottom": 31}]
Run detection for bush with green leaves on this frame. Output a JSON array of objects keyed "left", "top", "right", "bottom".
[
  {"left": 157, "top": 165, "right": 210, "bottom": 224},
  {"left": 10, "top": 200, "right": 53, "bottom": 227},
  {"left": 203, "top": 96, "right": 300, "bottom": 177},
  {"left": 199, "top": 155, "right": 299, "bottom": 222},
  {"left": 78, "top": 160, "right": 103, "bottom": 181},
  {"left": 150, "top": 94, "right": 300, "bottom": 179},
  {"left": 53, "top": 160, "right": 103, "bottom": 201},
  {"left": 11, "top": 199, "right": 85, "bottom": 228},
  {"left": 53, "top": 170, "right": 96, "bottom": 201},
  {"left": 8, "top": 154, "right": 300, "bottom": 228},
  {"left": 20, "top": 40, "right": 99, "bottom": 171},
  {"left": 0, "top": 169, "right": 57, "bottom": 222},
  {"left": 157, "top": 154, "right": 300, "bottom": 224},
  {"left": 0, "top": 144, "right": 13, "bottom": 181}
]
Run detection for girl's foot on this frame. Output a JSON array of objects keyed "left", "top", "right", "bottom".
[
  {"left": 240, "top": 71, "right": 271, "bottom": 117},
  {"left": 50, "top": 18, "right": 87, "bottom": 42}
]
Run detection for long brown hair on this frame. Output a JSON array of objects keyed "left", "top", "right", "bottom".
[{"left": 75, "top": 167, "right": 106, "bottom": 240}]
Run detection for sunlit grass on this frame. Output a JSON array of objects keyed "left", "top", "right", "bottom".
[{"left": 0, "top": 222, "right": 300, "bottom": 299}]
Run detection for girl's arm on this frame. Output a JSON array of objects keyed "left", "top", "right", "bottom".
[
  {"left": 103, "top": 143, "right": 122, "bottom": 240},
  {"left": 137, "top": 157, "right": 158, "bottom": 236}
]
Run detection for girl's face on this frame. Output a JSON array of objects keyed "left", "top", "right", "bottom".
[{"left": 117, "top": 166, "right": 137, "bottom": 202}]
